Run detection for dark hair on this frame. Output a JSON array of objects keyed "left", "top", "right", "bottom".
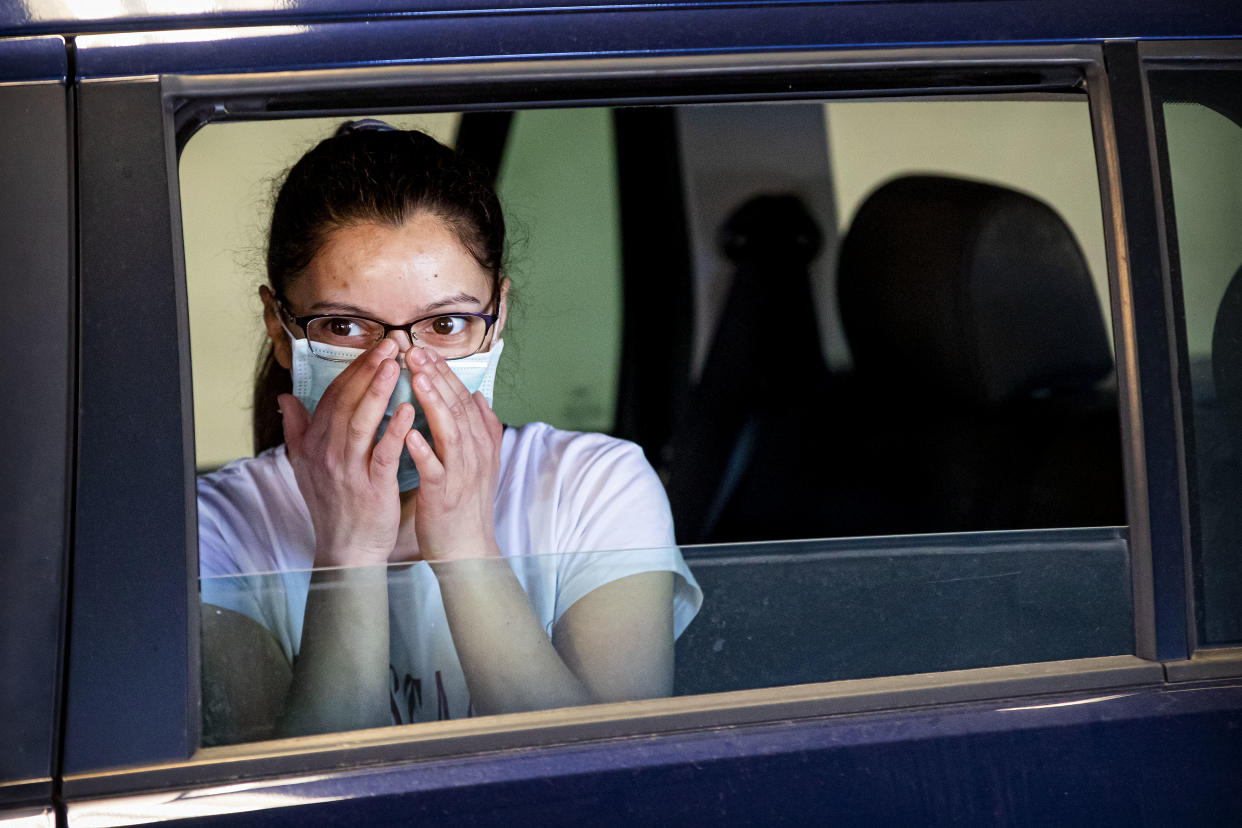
[{"left": 253, "top": 122, "right": 507, "bottom": 453}]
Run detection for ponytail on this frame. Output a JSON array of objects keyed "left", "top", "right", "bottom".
[{"left": 252, "top": 344, "right": 291, "bottom": 455}]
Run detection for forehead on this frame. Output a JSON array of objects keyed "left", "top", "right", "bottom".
[{"left": 292, "top": 213, "right": 492, "bottom": 315}]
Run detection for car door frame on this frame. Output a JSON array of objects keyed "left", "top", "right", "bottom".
[
  {"left": 56, "top": 27, "right": 1242, "bottom": 823},
  {"left": 0, "top": 32, "right": 74, "bottom": 828}
]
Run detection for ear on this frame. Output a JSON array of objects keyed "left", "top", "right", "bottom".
[
  {"left": 260, "top": 285, "right": 293, "bottom": 371},
  {"left": 494, "top": 277, "right": 511, "bottom": 340}
]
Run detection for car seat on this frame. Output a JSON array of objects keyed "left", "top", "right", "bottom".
[
  {"left": 665, "top": 194, "right": 836, "bottom": 543},
  {"left": 669, "top": 175, "right": 1126, "bottom": 544},
  {"left": 835, "top": 174, "right": 1125, "bottom": 532}
]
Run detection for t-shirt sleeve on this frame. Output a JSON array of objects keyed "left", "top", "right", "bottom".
[
  {"left": 198, "top": 475, "right": 267, "bottom": 621},
  {"left": 197, "top": 469, "right": 305, "bottom": 663},
  {"left": 552, "top": 435, "right": 702, "bottom": 638}
]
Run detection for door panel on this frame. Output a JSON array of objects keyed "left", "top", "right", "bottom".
[{"left": 0, "top": 37, "right": 72, "bottom": 816}]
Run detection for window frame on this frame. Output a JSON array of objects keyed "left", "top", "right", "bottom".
[
  {"left": 1137, "top": 39, "right": 1242, "bottom": 671},
  {"left": 64, "top": 40, "right": 1179, "bottom": 799}
]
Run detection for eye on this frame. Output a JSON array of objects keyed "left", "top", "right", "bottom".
[
  {"left": 325, "top": 317, "right": 367, "bottom": 338},
  {"left": 307, "top": 316, "right": 380, "bottom": 345},
  {"left": 429, "top": 315, "right": 468, "bottom": 337},
  {"left": 413, "top": 314, "right": 483, "bottom": 356}
]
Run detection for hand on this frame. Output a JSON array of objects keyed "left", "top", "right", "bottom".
[
  {"left": 403, "top": 346, "right": 504, "bottom": 562},
  {"left": 278, "top": 338, "right": 416, "bottom": 567}
]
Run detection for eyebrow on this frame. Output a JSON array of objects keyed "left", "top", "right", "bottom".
[
  {"left": 307, "top": 292, "right": 484, "bottom": 319},
  {"left": 420, "top": 292, "right": 485, "bottom": 314}
]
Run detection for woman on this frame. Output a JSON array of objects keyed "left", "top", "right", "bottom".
[{"left": 198, "top": 121, "right": 701, "bottom": 744}]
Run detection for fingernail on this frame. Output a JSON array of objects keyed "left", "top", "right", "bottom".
[
  {"left": 415, "top": 373, "right": 432, "bottom": 391},
  {"left": 409, "top": 347, "right": 429, "bottom": 364},
  {"left": 378, "top": 339, "right": 397, "bottom": 357},
  {"left": 379, "top": 360, "right": 396, "bottom": 378}
]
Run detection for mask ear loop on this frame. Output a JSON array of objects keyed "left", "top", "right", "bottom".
[{"left": 270, "top": 294, "right": 301, "bottom": 342}]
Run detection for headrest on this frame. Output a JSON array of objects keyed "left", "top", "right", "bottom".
[
  {"left": 1212, "top": 264, "right": 1242, "bottom": 438},
  {"left": 702, "top": 194, "right": 828, "bottom": 392},
  {"left": 838, "top": 175, "right": 1113, "bottom": 407},
  {"left": 720, "top": 194, "right": 822, "bottom": 268}
]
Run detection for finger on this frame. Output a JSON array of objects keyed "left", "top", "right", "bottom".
[
  {"left": 405, "top": 427, "right": 445, "bottom": 487},
  {"left": 344, "top": 355, "right": 401, "bottom": 467},
  {"left": 313, "top": 338, "right": 397, "bottom": 423},
  {"left": 277, "top": 393, "right": 310, "bottom": 457},
  {"left": 317, "top": 339, "right": 399, "bottom": 452},
  {"left": 420, "top": 348, "right": 485, "bottom": 438},
  {"left": 371, "top": 401, "right": 416, "bottom": 481},
  {"left": 473, "top": 391, "right": 504, "bottom": 451},
  {"left": 406, "top": 349, "right": 464, "bottom": 458},
  {"left": 432, "top": 349, "right": 483, "bottom": 425}
]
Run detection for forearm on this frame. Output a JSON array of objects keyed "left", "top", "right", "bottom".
[
  {"left": 277, "top": 564, "right": 391, "bottom": 737},
  {"left": 433, "top": 556, "right": 594, "bottom": 715}
]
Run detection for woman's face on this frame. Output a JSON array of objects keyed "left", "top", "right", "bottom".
[{"left": 263, "top": 211, "right": 507, "bottom": 369}]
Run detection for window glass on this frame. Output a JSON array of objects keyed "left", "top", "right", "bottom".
[
  {"left": 202, "top": 527, "right": 1130, "bottom": 746},
  {"left": 495, "top": 108, "right": 622, "bottom": 433},
  {"left": 182, "top": 94, "right": 1129, "bottom": 748},
  {"left": 668, "top": 96, "right": 1121, "bottom": 544},
  {"left": 1152, "top": 75, "right": 1242, "bottom": 645},
  {"left": 181, "top": 110, "right": 621, "bottom": 472},
  {"left": 825, "top": 99, "right": 1113, "bottom": 360}
]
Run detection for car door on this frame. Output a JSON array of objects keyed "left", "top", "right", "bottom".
[
  {"left": 42, "top": 7, "right": 1242, "bottom": 827},
  {"left": 0, "top": 33, "right": 72, "bottom": 828}
]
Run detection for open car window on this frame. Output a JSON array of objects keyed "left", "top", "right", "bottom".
[{"left": 180, "top": 89, "right": 1131, "bottom": 748}]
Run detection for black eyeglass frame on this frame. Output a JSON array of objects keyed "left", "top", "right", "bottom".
[{"left": 275, "top": 295, "right": 501, "bottom": 359}]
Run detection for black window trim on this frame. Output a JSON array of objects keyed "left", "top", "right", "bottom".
[
  {"left": 1136, "top": 38, "right": 1242, "bottom": 670},
  {"left": 65, "top": 41, "right": 1196, "bottom": 798},
  {"left": 0, "top": 53, "right": 73, "bottom": 816}
]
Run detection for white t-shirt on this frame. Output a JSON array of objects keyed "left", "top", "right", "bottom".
[{"left": 198, "top": 422, "right": 702, "bottom": 724}]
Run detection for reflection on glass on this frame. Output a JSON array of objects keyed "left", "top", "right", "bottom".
[
  {"left": 672, "top": 528, "right": 1132, "bottom": 697},
  {"left": 201, "top": 528, "right": 1134, "bottom": 746},
  {"left": 202, "top": 548, "right": 701, "bottom": 746}
]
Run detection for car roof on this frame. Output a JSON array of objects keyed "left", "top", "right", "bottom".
[{"left": 3, "top": 0, "right": 1242, "bottom": 43}]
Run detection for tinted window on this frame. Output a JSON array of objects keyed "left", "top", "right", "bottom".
[{"left": 1150, "top": 70, "right": 1242, "bottom": 645}]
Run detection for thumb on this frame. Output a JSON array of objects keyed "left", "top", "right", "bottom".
[{"left": 277, "top": 393, "right": 310, "bottom": 455}]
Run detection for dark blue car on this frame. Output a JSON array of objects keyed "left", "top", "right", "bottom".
[{"left": 3, "top": 1, "right": 1242, "bottom": 825}]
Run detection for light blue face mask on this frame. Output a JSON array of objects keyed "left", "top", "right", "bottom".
[{"left": 287, "top": 334, "right": 505, "bottom": 490}]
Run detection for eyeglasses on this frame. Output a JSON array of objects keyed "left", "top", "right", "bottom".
[{"left": 277, "top": 296, "right": 499, "bottom": 361}]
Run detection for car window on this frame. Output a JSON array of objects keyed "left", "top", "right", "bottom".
[
  {"left": 495, "top": 107, "right": 623, "bottom": 434},
  {"left": 180, "top": 92, "right": 1130, "bottom": 748},
  {"left": 1148, "top": 69, "right": 1242, "bottom": 646}
]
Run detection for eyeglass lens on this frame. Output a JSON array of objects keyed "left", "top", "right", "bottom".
[{"left": 305, "top": 314, "right": 489, "bottom": 360}]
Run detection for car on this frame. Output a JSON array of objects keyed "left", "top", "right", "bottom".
[{"left": 3, "top": 1, "right": 1242, "bottom": 825}]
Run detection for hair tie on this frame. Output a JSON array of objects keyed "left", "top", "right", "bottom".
[{"left": 335, "top": 118, "right": 398, "bottom": 137}]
